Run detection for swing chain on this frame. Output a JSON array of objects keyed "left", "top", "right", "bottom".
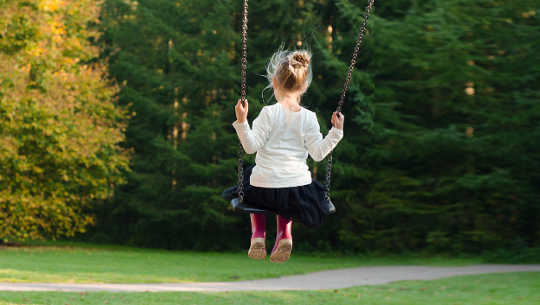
[
  {"left": 240, "top": 0, "right": 248, "bottom": 104},
  {"left": 325, "top": 0, "right": 375, "bottom": 199},
  {"left": 237, "top": 0, "right": 249, "bottom": 203}
]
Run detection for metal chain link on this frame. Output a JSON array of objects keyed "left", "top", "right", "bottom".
[
  {"left": 237, "top": 0, "right": 249, "bottom": 203},
  {"left": 325, "top": 0, "right": 375, "bottom": 200}
]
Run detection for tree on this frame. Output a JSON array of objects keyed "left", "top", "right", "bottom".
[
  {"left": 95, "top": 0, "right": 540, "bottom": 253},
  {"left": 0, "top": 0, "right": 129, "bottom": 242},
  {"left": 94, "top": 0, "right": 245, "bottom": 249},
  {"left": 333, "top": 0, "right": 540, "bottom": 252}
]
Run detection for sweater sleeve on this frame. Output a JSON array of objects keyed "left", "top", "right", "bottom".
[
  {"left": 304, "top": 112, "right": 344, "bottom": 162},
  {"left": 232, "top": 106, "right": 272, "bottom": 154}
]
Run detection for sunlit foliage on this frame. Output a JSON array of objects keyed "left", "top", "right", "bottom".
[{"left": 0, "top": 0, "right": 130, "bottom": 242}]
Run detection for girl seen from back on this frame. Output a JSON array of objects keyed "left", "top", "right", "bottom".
[{"left": 232, "top": 49, "right": 344, "bottom": 263}]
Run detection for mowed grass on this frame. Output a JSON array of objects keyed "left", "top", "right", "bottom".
[
  {"left": 0, "top": 272, "right": 538, "bottom": 305},
  {"left": 0, "top": 241, "right": 483, "bottom": 283}
]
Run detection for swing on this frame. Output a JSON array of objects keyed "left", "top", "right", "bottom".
[{"left": 227, "top": 0, "right": 376, "bottom": 214}]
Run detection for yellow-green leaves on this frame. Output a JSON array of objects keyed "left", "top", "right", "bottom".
[{"left": 0, "top": 0, "right": 130, "bottom": 242}]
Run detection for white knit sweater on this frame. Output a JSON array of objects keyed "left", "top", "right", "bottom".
[{"left": 232, "top": 102, "right": 343, "bottom": 188}]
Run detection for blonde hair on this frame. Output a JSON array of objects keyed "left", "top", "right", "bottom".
[{"left": 266, "top": 49, "right": 312, "bottom": 94}]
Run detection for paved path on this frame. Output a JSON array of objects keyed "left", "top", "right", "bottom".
[{"left": 1, "top": 265, "right": 539, "bottom": 292}]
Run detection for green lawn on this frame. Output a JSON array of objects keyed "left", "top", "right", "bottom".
[
  {"left": 0, "top": 272, "right": 538, "bottom": 305},
  {"left": 0, "top": 241, "right": 483, "bottom": 283}
]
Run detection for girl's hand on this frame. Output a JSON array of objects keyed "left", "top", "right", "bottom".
[
  {"left": 235, "top": 98, "right": 248, "bottom": 123},
  {"left": 331, "top": 111, "right": 344, "bottom": 130}
]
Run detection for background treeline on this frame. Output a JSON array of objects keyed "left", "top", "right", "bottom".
[
  {"left": 2, "top": 0, "right": 539, "bottom": 254},
  {"left": 91, "top": 0, "right": 539, "bottom": 253}
]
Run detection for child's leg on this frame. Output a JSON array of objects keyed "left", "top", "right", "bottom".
[
  {"left": 250, "top": 213, "right": 266, "bottom": 238},
  {"left": 248, "top": 213, "right": 266, "bottom": 260},
  {"left": 276, "top": 215, "right": 292, "bottom": 240},
  {"left": 270, "top": 215, "right": 292, "bottom": 263}
]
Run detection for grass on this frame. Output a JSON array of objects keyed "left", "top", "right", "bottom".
[
  {"left": 0, "top": 272, "right": 538, "bottom": 305},
  {"left": 0, "top": 241, "right": 485, "bottom": 284}
]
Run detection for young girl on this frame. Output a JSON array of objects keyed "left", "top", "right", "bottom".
[{"left": 232, "top": 49, "right": 344, "bottom": 262}]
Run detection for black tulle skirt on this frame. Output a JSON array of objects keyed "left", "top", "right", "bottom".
[{"left": 223, "top": 165, "right": 331, "bottom": 227}]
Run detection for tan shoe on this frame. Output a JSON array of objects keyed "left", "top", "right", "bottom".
[
  {"left": 248, "top": 237, "right": 266, "bottom": 260},
  {"left": 269, "top": 238, "right": 292, "bottom": 263}
]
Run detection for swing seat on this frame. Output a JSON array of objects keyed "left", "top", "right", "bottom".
[
  {"left": 222, "top": 186, "right": 275, "bottom": 215},
  {"left": 223, "top": 186, "right": 336, "bottom": 216},
  {"left": 231, "top": 196, "right": 336, "bottom": 215},
  {"left": 230, "top": 197, "right": 274, "bottom": 215}
]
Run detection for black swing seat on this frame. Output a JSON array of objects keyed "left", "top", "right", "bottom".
[
  {"left": 230, "top": 197, "right": 274, "bottom": 215},
  {"left": 231, "top": 197, "right": 336, "bottom": 215},
  {"left": 222, "top": 186, "right": 277, "bottom": 215},
  {"left": 222, "top": 186, "right": 336, "bottom": 216}
]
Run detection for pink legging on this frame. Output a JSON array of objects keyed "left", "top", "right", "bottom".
[{"left": 250, "top": 213, "right": 291, "bottom": 239}]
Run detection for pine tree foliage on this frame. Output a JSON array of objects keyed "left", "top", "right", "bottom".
[
  {"left": 95, "top": 0, "right": 246, "bottom": 249},
  {"left": 94, "top": 0, "right": 539, "bottom": 252},
  {"left": 334, "top": 0, "right": 540, "bottom": 251}
]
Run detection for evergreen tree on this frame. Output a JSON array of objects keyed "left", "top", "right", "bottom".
[
  {"left": 94, "top": 0, "right": 540, "bottom": 253},
  {"left": 96, "top": 0, "right": 246, "bottom": 249},
  {"left": 334, "top": 0, "right": 540, "bottom": 252}
]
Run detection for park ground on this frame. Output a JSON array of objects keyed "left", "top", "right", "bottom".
[
  {"left": 0, "top": 242, "right": 539, "bottom": 304},
  {"left": 0, "top": 241, "right": 496, "bottom": 283}
]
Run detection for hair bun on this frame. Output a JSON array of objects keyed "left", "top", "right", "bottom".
[
  {"left": 266, "top": 48, "right": 312, "bottom": 92},
  {"left": 290, "top": 51, "right": 311, "bottom": 69}
]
